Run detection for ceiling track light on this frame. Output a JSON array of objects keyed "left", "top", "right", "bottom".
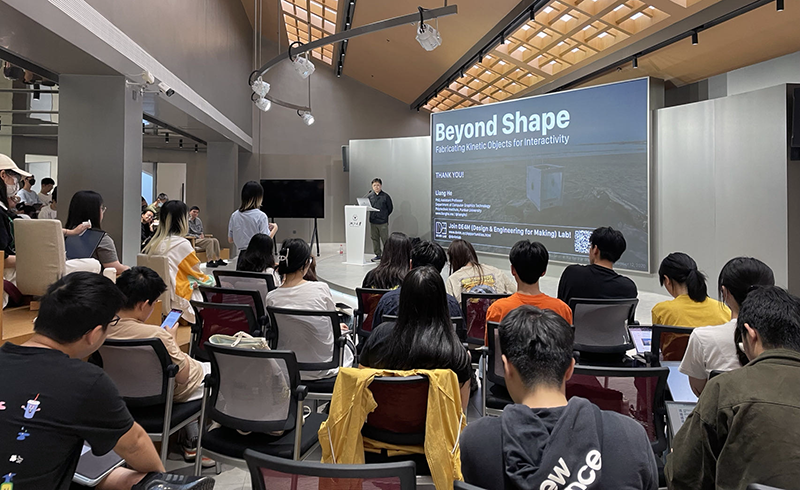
[
  {"left": 416, "top": 7, "right": 443, "bottom": 51},
  {"left": 691, "top": 30, "right": 698, "bottom": 45},
  {"left": 195, "top": 144, "right": 198, "bottom": 153},
  {"left": 530, "top": 6, "right": 535, "bottom": 20},
  {"left": 298, "top": 110, "right": 315, "bottom": 126},
  {"left": 255, "top": 96, "right": 271, "bottom": 112},
  {"left": 632, "top": 56, "right": 638, "bottom": 69},
  {"left": 179, "top": 138, "right": 183, "bottom": 149},
  {"left": 165, "top": 133, "right": 169, "bottom": 144},
  {"left": 251, "top": 76, "right": 270, "bottom": 97},
  {"left": 777, "top": 0, "right": 784, "bottom": 11}
]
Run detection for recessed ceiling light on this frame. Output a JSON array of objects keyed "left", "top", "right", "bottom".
[
  {"left": 498, "top": 60, "right": 506, "bottom": 65},
  {"left": 521, "top": 24, "right": 530, "bottom": 30},
  {"left": 583, "top": 25, "right": 592, "bottom": 30},
  {"left": 631, "top": 12, "right": 644, "bottom": 19},
  {"left": 485, "top": 71, "right": 492, "bottom": 76},
  {"left": 549, "top": 60, "right": 557, "bottom": 65},
  {"left": 597, "top": 32, "right": 608, "bottom": 38},
  {"left": 486, "top": 55, "right": 492, "bottom": 59},
  {"left": 543, "top": 6, "right": 554, "bottom": 13},
  {"left": 560, "top": 14, "right": 574, "bottom": 22},
  {"left": 614, "top": 4, "right": 624, "bottom": 11},
  {"left": 517, "top": 46, "right": 527, "bottom": 52},
  {"left": 537, "top": 32, "right": 548, "bottom": 38},
  {"left": 473, "top": 65, "right": 479, "bottom": 69},
  {"left": 557, "top": 41, "right": 565, "bottom": 46},
  {"left": 649, "top": 5, "right": 655, "bottom": 8},
  {"left": 571, "top": 48, "right": 580, "bottom": 52}
]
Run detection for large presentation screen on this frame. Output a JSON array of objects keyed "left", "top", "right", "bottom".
[{"left": 431, "top": 78, "right": 650, "bottom": 272}]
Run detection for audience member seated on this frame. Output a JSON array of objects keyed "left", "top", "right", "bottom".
[
  {"left": 486, "top": 240, "right": 573, "bottom": 327},
  {"left": 66, "top": 190, "right": 129, "bottom": 275},
  {"left": 679, "top": 257, "right": 775, "bottom": 396},
  {"left": 373, "top": 240, "right": 463, "bottom": 335},
  {"left": 141, "top": 208, "right": 155, "bottom": 248},
  {"left": 0, "top": 272, "right": 214, "bottom": 490},
  {"left": 666, "top": 286, "right": 800, "bottom": 490},
  {"left": 304, "top": 255, "right": 318, "bottom": 282},
  {"left": 557, "top": 226, "right": 638, "bottom": 305},
  {"left": 16, "top": 174, "right": 43, "bottom": 208},
  {"left": 359, "top": 266, "right": 472, "bottom": 409},
  {"left": 361, "top": 231, "right": 412, "bottom": 289},
  {"left": 38, "top": 185, "right": 58, "bottom": 219},
  {"left": 14, "top": 202, "right": 35, "bottom": 219},
  {"left": 38, "top": 177, "right": 55, "bottom": 205},
  {"left": 0, "top": 154, "right": 28, "bottom": 307},
  {"left": 146, "top": 192, "right": 168, "bottom": 215},
  {"left": 110, "top": 266, "right": 213, "bottom": 465},
  {"left": 652, "top": 252, "right": 730, "bottom": 327},
  {"left": 445, "top": 238, "right": 516, "bottom": 303},
  {"left": 461, "top": 306, "right": 658, "bottom": 490},
  {"left": 143, "top": 200, "right": 214, "bottom": 323},
  {"left": 265, "top": 238, "right": 354, "bottom": 379},
  {"left": 236, "top": 232, "right": 281, "bottom": 287},
  {"left": 141, "top": 196, "right": 148, "bottom": 212},
  {"left": 228, "top": 181, "right": 277, "bottom": 254},
  {"left": 188, "top": 206, "right": 224, "bottom": 268}
]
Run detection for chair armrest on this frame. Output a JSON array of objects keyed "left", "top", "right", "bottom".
[
  {"left": 336, "top": 336, "right": 348, "bottom": 347},
  {"left": 166, "top": 364, "right": 179, "bottom": 377},
  {"left": 295, "top": 385, "right": 309, "bottom": 401}
]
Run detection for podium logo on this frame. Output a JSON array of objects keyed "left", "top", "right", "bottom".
[
  {"left": 435, "top": 220, "right": 448, "bottom": 239},
  {"left": 348, "top": 214, "right": 362, "bottom": 227}
]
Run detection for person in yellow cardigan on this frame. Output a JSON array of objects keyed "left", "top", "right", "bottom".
[{"left": 652, "top": 252, "right": 730, "bottom": 327}]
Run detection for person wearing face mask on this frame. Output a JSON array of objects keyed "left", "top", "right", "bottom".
[
  {"left": 146, "top": 193, "right": 168, "bottom": 215},
  {"left": 16, "top": 175, "right": 43, "bottom": 209},
  {"left": 0, "top": 154, "right": 30, "bottom": 307}
]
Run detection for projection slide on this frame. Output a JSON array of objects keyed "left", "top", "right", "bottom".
[{"left": 431, "top": 78, "right": 650, "bottom": 271}]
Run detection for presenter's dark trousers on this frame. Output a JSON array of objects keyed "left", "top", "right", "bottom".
[{"left": 371, "top": 222, "right": 389, "bottom": 257}]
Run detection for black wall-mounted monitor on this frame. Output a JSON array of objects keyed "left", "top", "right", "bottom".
[{"left": 260, "top": 179, "right": 325, "bottom": 219}]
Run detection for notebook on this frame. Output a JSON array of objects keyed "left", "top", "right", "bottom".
[
  {"left": 65, "top": 229, "right": 105, "bottom": 260},
  {"left": 72, "top": 443, "right": 125, "bottom": 486}
]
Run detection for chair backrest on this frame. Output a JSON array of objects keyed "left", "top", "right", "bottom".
[
  {"left": 362, "top": 374, "right": 429, "bottom": 446},
  {"left": 200, "top": 286, "right": 265, "bottom": 326},
  {"left": 213, "top": 270, "right": 275, "bottom": 308},
  {"left": 566, "top": 365, "right": 669, "bottom": 454},
  {"left": 747, "top": 485, "right": 786, "bottom": 490},
  {"left": 190, "top": 301, "right": 260, "bottom": 360},
  {"left": 355, "top": 288, "right": 393, "bottom": 337},
  {"left": 205, "top": 343, "right": 300, "bottom": 434},
  {"left": 15, "top": 218, "right": 66, "bottom": 296},
  {"left": 486, "top": 321, "right": 506, "bottom": 387},
  {"left": 454, "top": 481, "right": 488, "bottom": 490},
  {"left": 382, "top": 314, "right": 464, "bottom": 338},
  {"left": 650, "top": 324, "right": 695, "bottom": 364},
  {"left": 97, "top": 338, "right": 173, "bottom": 407},
  {"left": 137, "top": 253, "right": 171, "bottom": 316},
  {"left": 461, "top": 292, "right": 511, "bottom": 346},
  {"left": 569, "top": 297, "right": 638, "bottom": 354},
  {"left": 266, "top": 306, "right": 342, "bottom": 372},
  {"left": 245, "top": 449, "right": 417, "bottom": 490}
]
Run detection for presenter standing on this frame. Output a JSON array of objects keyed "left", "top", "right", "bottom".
[{"left": 368, "top": 178, "right": 393, "bottom": 262}]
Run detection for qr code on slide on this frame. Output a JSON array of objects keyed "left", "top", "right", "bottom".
[{"left": 574, "top": 230, "right": 592, "bottom": 254}]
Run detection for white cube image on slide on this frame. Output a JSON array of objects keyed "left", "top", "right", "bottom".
[{"left": 527, "top": 164, "right": 564, "bottom": 211}]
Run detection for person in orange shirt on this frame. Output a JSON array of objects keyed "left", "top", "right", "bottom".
[{"left": 486, "top": 240, "right": 573, "bottom": 332}]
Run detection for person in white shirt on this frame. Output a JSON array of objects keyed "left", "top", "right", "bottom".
[
  {"left": 228, "top": 181, "right": 277, "bottom": 253},
  {"left": 38, "top": 186, "right": 58, "bottom": 220},
  {"left": 16, "top": 175, "right": 43, "bottom": 208},
  {"left": 679, "top": 256, "right": 775, "bottom": 396},
  {"left": 445, "top": 238, "right": 516, "bottom": 303},
  {"left": 38, "top": 177, "right": 55, "bottom": 205},
  {"left": 265, "top": 238, "right": 353, "bottom": 380}
]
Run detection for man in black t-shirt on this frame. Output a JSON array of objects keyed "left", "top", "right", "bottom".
[
  {"left": 0, "top": 272, "right": 214, "bottom": 490},
  {"left": 557, "top": 226, "right": 638, "bottom": 307}
]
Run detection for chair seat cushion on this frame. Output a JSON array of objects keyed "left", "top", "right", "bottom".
[
  {"left": 128, "top": 400, "right": 202, "bottom": 434},
  {"left": 202, "top": 413, "right": 325, "bottom": 460},
  {"left": 303, "top": 376, "right": 336, "bottom": 394}
]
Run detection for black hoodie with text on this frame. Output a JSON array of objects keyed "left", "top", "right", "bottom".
[{"left": 461, "top": 397, "right": 658, "bottom": 490}]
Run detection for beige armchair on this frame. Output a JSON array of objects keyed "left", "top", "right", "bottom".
[
  {"left": 15, "top": 219, "right": 66, "bottom": 297},
  {"left": 137, "top": 253, "right": 171, "bottom": 317}
]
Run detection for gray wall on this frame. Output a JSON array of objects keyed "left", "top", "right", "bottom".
[
  {"left": 142, "top": 149, "right": 208, "bottom": 218},
  {"left": 349, "top": 136, "right": 432, "bottom": 252}
]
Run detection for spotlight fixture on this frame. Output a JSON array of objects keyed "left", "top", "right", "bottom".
[
  {"left": 299, "top": 111, "right": 315, "bottom": 126},
  {"left": 179, "top": 139, "right": 183, "bottom": 149},
  {"left": 251, "top": 76, "right": 270, "bottom": 97},
  {"left": 530, "top": 7, "right": 535, "bottom": 20},
  {"left": 195, "top": 144, "right": 198, "bottom": 153},
  {"left": 691, "top": 30, "right": 698, "bottom": 45},
  {"left": 165, "top": 132, "right": 169, "bottom": 144},
  {"left": 255, "top": 97, "right": 272, "bottom": 112},
  {"left": 292, "top": 53, "right": 315, "bottom": 79},
  {"left": 632, "top": 56, "right": 638, "bottom": 69},
  {"left": 415, "top": 7, "right": 442, "bottom": 51},
  {"left": 777, "top": 0, "right": 784, "bottom": 10}
]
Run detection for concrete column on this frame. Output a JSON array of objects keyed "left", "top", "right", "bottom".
[
  {"left": 58, "top": 75, "right": 142, "bottom": 266},
  {"left": 206, "top": 142, "right": 238, "bottom": 244}
]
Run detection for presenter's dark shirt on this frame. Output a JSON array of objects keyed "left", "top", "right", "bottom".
[
  {"left": 0, "top": 343, "right": 134, "bottom": 490},
  {"left": 368, "top": 191, "right": 393, "bottom": 224},
  {"left": 557, "top": 263, "right": 638, "bottom": 306}
]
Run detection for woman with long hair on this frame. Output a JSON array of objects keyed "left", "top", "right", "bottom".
[
  {"left": 680, "top": 257, "right": 774, "bottom": 396},
  {"left": 652, "top": 252, "right": 730, "bottom": 326},
  {"left": 361, "top": 232, "right": 411, "bottom": 289},
  {"left": 360, "top": 265, "right": 472, "bottom": 409},
  {"left": 265, "top": 238, "right": 354, "bottom": 380},
  {"left": 236, "top": 233, "right": 280, "bottom": 287},
  {"left": 65, "top": 190, "right": 127, "bottom": 274},
  {"left": 228, "top": 181, "right": 277, "bottom": 254},
  {"left": 446, "top": 239, "right": 516, "bottom": 303},
  {"left": 144, "top": 200, "right": 214, "bottom": 322}
]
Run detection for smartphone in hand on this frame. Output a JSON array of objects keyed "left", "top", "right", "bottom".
[{"left": 160, "top": 309, "right": 182, "bottom": 329}]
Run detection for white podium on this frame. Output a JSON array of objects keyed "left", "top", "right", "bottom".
[{"left": 344, "top": 204, "right": 376, "bottom": 265}]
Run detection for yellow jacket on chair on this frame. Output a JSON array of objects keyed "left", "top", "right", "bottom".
[{"left": 318, "top": 367, "right": 466, "bottom": 490}]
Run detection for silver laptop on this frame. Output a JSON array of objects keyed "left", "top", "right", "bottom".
[
  {"left": 629, "top": 326, "right": 652, "bottom": 355},
  {"left": 72, "top": 443, "right": 125, "bottom": 486},
  {"left": 666, "top": 401, "right": 697, "bottom": 438},
  {"left": 356, "top": 197, "right": 379, "bottom": 211}
]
